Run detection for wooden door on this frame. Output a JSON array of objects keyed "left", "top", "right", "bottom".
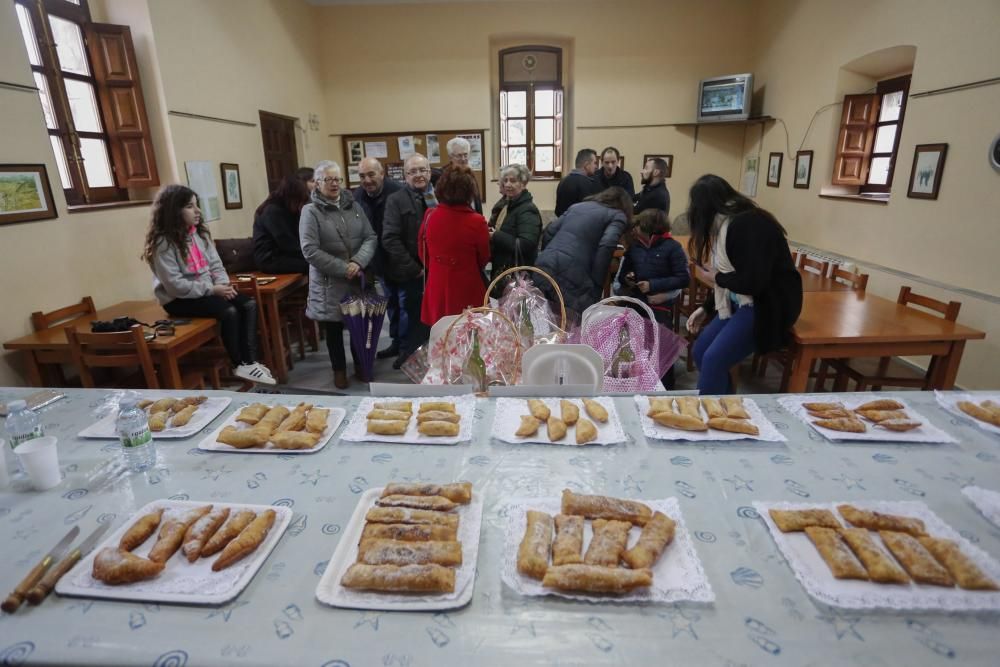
[{"left": 259, "top": 111, "right": 298, "bottom": 193}]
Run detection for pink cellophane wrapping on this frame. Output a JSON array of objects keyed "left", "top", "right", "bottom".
[
  {"left": 494, "top": 272, "right": 566, "bottom": 350},
  {"left": 408, "top": 310, "right": 520, "bottom": 388},
  {"left": 581, "top": 309, "right": 685, "bottom": 392}
]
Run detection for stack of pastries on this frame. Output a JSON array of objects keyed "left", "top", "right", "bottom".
[
  {"left": 769, "top": 505, "right": 997, "bottom": 590},
  {"left": 365, "top": 401, "right": 461, "bottom": 438},
  {"left": 957, "top": 399, "right": 1000, "bottom": 428},
  {"left": 516, "top": 490, "right": 675, "bottom": 594},
  {"left": 647, "top": 396, "right": 759, "bottom": 436},
  {"left": 340, "top": 482, "right": 473, "bottom": 593},
  {"left": 515, "top": 399, "right": 607, "bottom": 445},
  {"left": 136, "top": 396, "right": 207, "bottom": 431},
  {"left": 217, "top": 402, "right": 329, "bottom": 450},
  {"left": 803, "top": 399, "right": 922, "bottom": 433},
  {"left": 92, "top": 504, "right": 278, "bottom": 585}
]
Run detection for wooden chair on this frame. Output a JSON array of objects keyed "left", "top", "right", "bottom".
[
  {"left": 797, "top": 255, "right": 830, "bottom": 277},
  {"left": 602, "top": 245, "right": 626, "bottom": 299},
  {"left": 65, "top": 324, "right": 204, "bottom": 390},
  {"left": 829, "top": 266, "right": 869, "bottom": 291},
  {"left": 680, "top": 262, "right": 712, "bottom": 372},
  {"left": 30, "top": 296, "right": 98, "bottom": 386}
]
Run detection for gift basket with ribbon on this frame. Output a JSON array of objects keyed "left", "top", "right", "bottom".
[{"left": 484, "top": 266, "right": 568, "bottom": 351}]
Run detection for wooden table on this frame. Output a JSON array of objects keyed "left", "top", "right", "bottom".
[
  {"left": 233, "top": 272, "right": 308, "bottom": 384},
  {"left": 3, "top": 300, "right": 218, "bottom": 388},
  {"left": 786, "top": 291, "right": 986, "bottom": 392}
]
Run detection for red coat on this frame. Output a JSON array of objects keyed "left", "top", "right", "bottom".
[{"left": 418, "top": 203, "right": 491, "bottom": 326}]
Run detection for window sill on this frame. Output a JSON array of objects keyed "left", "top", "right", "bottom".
[
  {"left": 817, "top": 193, "right": 890, "bottom": 205},
  {"left": 67, "top": 199, "right": 153, "bottom": 214}
]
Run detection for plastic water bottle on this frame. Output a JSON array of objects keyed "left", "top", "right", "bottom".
[
  {"left": 116, "top": 397, "right": 156, "bottom": 472},
  {"left": 5, "top": 400, "right": 43, "bottom": 476}
]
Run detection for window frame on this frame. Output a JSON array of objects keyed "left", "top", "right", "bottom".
[
  {"left": 498, "top": 46, "right": 564, "bottom": 179},
  {"left": 860, "top": 74, "right": 911, "bottom": 195}
]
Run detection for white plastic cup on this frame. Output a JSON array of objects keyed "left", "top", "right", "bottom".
[
  {"left": 0, "top": 438, "right": 9, "bottom": 488},
  {"left": 14, "top": 436, "right": 61, "bottom": 491}
]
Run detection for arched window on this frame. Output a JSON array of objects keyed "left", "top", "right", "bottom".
[{"left": 498, "top": 46, "right": 563, "bottom": 178}]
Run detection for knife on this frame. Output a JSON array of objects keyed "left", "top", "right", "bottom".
[
  {"left": 27, "top": 521, "right": 113, "bottom": 606},
  {"left": 2, "top": 525, "right": 80, "bottom": 613}
]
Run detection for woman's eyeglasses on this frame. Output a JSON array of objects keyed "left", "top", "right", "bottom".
[{"left": 321, "top": 177, "right": 343, "bottom": 184}]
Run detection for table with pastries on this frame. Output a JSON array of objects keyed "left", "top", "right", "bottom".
[{"left": 1, "top": 386, "right": 999, "bottom": 666}]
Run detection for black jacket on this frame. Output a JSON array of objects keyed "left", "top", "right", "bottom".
[
  {"left": 597, "top": 168, "right": 635, "bottom": 198},
  {"left": 634, "top": 180, "right": 670, "bottom": 216},
  {"left": 353, "top": 179, "right": 403, "bottom": 274},
  {"left": 705, "top": 210, "right": 803, "bottom": 354},
  {"left": 555, "top": 170, "right": 601, "bottom": 216},
  {"left": 382, "top": 186, "right": 429, "bottom": 283},
  {"left": 619, "top": 234, "right": 689, "bottom": 300},
  {"left": 489, "top": 189, "right": 543, "bottom": 285},
  {"left": 252, "top": 202, "right": 308, "bottom": 274}
]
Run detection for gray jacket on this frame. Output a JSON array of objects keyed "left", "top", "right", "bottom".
[
  {"left": 300, "top": 189, "right": 377, "bottom": 322},
  {"left": 150, "top": 232, "right": 228, "bottom": 305}
]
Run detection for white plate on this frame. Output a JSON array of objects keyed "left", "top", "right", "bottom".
[
  {"left": 935, "top": 391, "right": 1000, "bottom": 437},
  {"left": 634, "top": 395, "right": 786, "bottom": 442},
  {"left": 491, "top": 397, "right": 626, "bottom": 445},
  {"left": 500, "top": 497, "right": 714, "bottom": 603},
  {"left": 315, "top": 486, "right": 483, "bottom": 610},
  {"left": 78, "top": 396, "right": 232, "bottom": 439},
  {"left": 755, "top": 499, "right": 1000, "bottom": 611},
  {"left": 56, "top": 500, "right": 291, "bottom": 605},
  {"left": 196, "top": 403, "right": 345, "bottom": 454},
  {"left": 339, "top": 396, "right": 476, "bottom": 445},
  {"left": 778, "top": 395, "right": 956, "bottom": 443},
  {"left": 963, "top": 486, "right": 1000, "bottom": 528}
]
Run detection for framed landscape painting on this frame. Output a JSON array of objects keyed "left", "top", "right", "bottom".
[
  {"left": 220, "top": 163, "right": 242, "bottom": 210},
  {"left": 0, "top": 164, "right": 57, "bottom": 225},
  {"left": 907, "top": 143, "right": 948, "bottom": 200},
  {"left": 767, "top": 152, "right": 782, "bottom": 187}
]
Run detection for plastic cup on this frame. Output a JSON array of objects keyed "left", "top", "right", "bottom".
[
  {"left": 0, "top": 438, "right": 9, "bottom": 488},
  {"left": 14, "top": 436, "right": 61, "bottom": 491}
]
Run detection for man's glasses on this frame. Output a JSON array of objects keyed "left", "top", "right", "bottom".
[
  {"left": 405, "top": 167, "right": 430, "bottom": 176},
  {"left": 320, "top": 177, "right": 343, "bottom": 184}
]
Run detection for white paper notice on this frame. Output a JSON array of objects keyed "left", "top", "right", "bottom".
[
  {"left": 398, "top": 136, "right": 416, "bottom": 160},
  {"left": 426, "top": 134, "right": 441, "bottom": 163},
  {"left": 459, "top": 134, "right": 483, "bottom": 170},
  {"left": 184, "top": 160, "right": 221, "bottom": 221},
  {"left": 364, "top": 141, "right": 388, "bottom": 159}
]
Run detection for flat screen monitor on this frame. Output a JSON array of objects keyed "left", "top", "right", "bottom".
[{"left": 697, "top": 73, "right": 753, "bottom": 122}]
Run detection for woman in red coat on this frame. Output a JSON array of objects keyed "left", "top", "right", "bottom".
[{"left": 419, "top": 164, "right": 491, "bottom": 326}]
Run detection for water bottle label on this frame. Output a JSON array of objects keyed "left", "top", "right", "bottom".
[
  {"left": 10, "top": 427, "right": 43, "bottom": 449},
  {"left": 121, "top": 428, "right": 152, "bottom": 449}
]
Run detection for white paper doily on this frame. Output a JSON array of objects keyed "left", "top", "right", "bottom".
[
  {"left": 633, "top": 396, "right": 786, "bottom": 442},
  {"left": 777, "top": 395, "right": 956, "bottom": 443},
  {"left": 78, "top": 396, "right": 232, "bottom": 439},
  {"left": 935, "top": 392, "right": 1000, "bottom": 437},
  {"left": 963, "top": 486, "right": 1000, "bottom": 528},
  {"left": 197, "top": 405, "right": 346, "bottom": 454},
  {"left": 500, "top": 496, "right": 714, "bottom": 603},
  {"left": 491, "top": 397, "right": 626, "bottom": 446},
  {"left": 754, "top": 499, "right": 1000, "bottom": 611},
  {"left": 340, "top": 396, "right": 476, "bottom": 445}
]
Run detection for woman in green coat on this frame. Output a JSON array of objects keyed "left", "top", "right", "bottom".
[{"left": 488, "top": 163, "right": 543, "bottom": 296}]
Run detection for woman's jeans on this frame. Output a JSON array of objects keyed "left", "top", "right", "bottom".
[{"left": 691, "top": 304, "right": 755, "bottom": 394}]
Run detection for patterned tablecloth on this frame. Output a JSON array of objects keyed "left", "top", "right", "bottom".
[{"left": 1, "top": 388, "right": 999, "bottom": 666}]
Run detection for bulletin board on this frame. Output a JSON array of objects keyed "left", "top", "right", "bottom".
[{"left": 341, "top": 129, "right": 487, "bottom": 196}]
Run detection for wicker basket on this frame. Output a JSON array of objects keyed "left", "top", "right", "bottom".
[{"left": 483, "top": 265, "right": 567, "bottom": 333}]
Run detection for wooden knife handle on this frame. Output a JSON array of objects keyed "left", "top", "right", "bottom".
[
  {"left": 26, "top": 550, "right": 81, "bottom": 606},
  {"left": 1, "top": 557, "right": 53, "bottom": 613}
]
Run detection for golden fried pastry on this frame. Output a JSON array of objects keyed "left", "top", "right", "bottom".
[
  {"left": 373, "top": 401, "right": 412, "bottom": 413},
  {"left": 182, "top": 507, "right": 230, "bottom": 562},
  {"left": 918, "top": 536, "right": 998, "bottom": 590},
  {"left": 377, "top": 494, "right": 457, "bottom": 512},
  {"left": 148, "top": 505, "right": 212, "bottom": 563},
  {"left": 137, "top": 399, "right": 154, "bottom": 410},
  {"left": 875, "top": 419, "right": 923, "bottom": 432},
  {"left": 148, "top": 411, "right": 168, "bottom": 432},
  {"left": 807, "top": 408, "right": 853, "bottom": 419},
  {"left": 721, "top": 397, "right": 750, "bottom": 419},
  {"left": 802, "top": 401, "right": 845, "bottom": 412},
  {"left": 708, "top": 417, "right": 760, "bottom": 436},
  {"left": 517, "top": 510, "right": 553, "bottom": 580},
  {"left": 515, "top": 415, "right": 541, "bottom": 437},
  {"left": 542, "top": 564, "right": 653, "bottom": 593},
  {"left": 255, "top": 406, "right": 290, "bottom": 436},
  {"left": 584, "top": 519, "right": 631, "bottom": 567},
  {"left": 840, "top": 527, "right": 910, "bottom": 584},
  {"left": 201, "top": 510, "right": 256, "bottom": 557},
  {"left": 837, "top": 505, "right": 927, "bottom": 536},
  {"left": 367, "top": 419, "right": 409, "bottom": 435},
  {"left": 856, "top": 399, "right": 905, "bottom": 412},
  {"left": 367, "top": 409, "right": 412, "bottom": 422},
  {"left": 700, "top": 398, "right": 726, "bottom": 419},
  {"left": 277, "top": 403, "right": 312, "bottom": 432},
  {"left": 217, "top": 425, "right": 269, "bottom": 449},
  {"left": 560, "top": 400, "right": 580, "bottom": 426},
  {"left": 983, "top": 400, "right": 1000, "bottom": 414},
  {"left": 212, "top": 509, "right": 276, "bottom": 571},
  {"left": 546, "top": 417, "right": 568, "bottom": 442},
  {"left": 575, "top": 418, "right": 598, "bottom": 445},
  {"left": 583, "top": 399, "right": 609, "bottom": 423},
  {"left": 360, "top": 523, "right": 458, "bottom": 543},
  {"left": 175, "top": 395, "right": 207, "bottom": 410},
  {"left": 381, "top": 482, "right": 472, "bottom": 504},
  {"left": 92, "top": 547, "right": 165, "bottom": 585},
  {"left": 675, "top": 396, "right": 701, "bottom": 419},
  {"left": 855, "top": 409, "right": 908, "bottom": 423},
  {"left": 357, "top": 539, "right": 462, "bottom": 567},
  {"left": 149, "top": 398, "right": 178, "bottom": 414},
  {"left": 269, "top": 430, "right": 321, "bottom": 450},
  {"left": 235, "top": 403, "right": 268, "bottom": 425},
  {"left": 805, "top": 526, "right": 868, "bottom": 580},
  {"left": 561, "top": 489, "right": 652, "bottom": 526},
  {"left": 418, "top": 420, "right": 460, "bottom": 437},
  {"left": 305, "top": 407, "right": 330, "bottom": 434},
  {"left": 170, "top": 405, "right": 198, "bottom": 428},
  {"left": 119, "top": 508, "right": 164, "bottom": 552},
  {"left": 341, "top": 563, "right": 454, "bottom": 593},
  {"left": 622, "top": 511, "right": 676, "bottom": 569},
  {"left": 527, "top": 399, "right": 551, "bottom": 421},
  {"left": 416, "top": 410, "right": 461, "bottom": 424},
  {"left": 551, "top": 514, "right": 584, "bottom": 566},
  {"left": 652, "top": 412, "right": 708, "bottom": 431},
  {"left": 879, "top": 531, "right": 954, "bottom": 586},
  {"left": 647, "top": 397, "right": 674, "bottom": 417},
  {"left": 418, "top": 402, "right": 456, "bottom": 414},
  {"left": 957, "top": 401, "right": 1000, "bottom": 427},
  {"left": 768, "top": 508, "right": 841, "bottom": 532},
  {"left": 365, "top": 507, "right": 459, "bottom": 528},
  {"left": 813, "top": 417, "right": 866, "bottom": 433}
]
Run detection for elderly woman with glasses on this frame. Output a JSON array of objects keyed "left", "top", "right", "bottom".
[
  {"left": 300, "top": 160, "right": 377, "bottom": 389},
  {"left": 487, "top": 163, "right": 542, "bottom": 294}
]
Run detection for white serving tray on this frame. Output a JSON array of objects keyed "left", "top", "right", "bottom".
[
  {"left": 339, "top": 396, "right": 476, "bottom": 445},
  {"left": 56, "top": 499, "right": 292, "bottom": 605},
  {"left": 196, "top": 404, "right": 346, "bottom": 454},
  {"left": 315, "top": 486, "right": 483, "bottom": 610},
  {"left": 634, "top": 395, "right": 786, "bottom": 442},
  {"left": 78, "top": 396, "right": 232, "bottom": 439},
  {"left": 963, "top": 486, "right": 1000, "bottom": 529},
  {"left": 935, "top": 391, "right": 1000, "bottom": 437},
  {"left": 754, "top": 499, "right": 1000, "bottom": 611},
  {"left": 491, "top": 396, "right": 626, "bottom": 445},
  {"left": 777, "top": 395, "right": 956, "bottom": 443}
]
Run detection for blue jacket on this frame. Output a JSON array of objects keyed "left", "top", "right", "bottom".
[{"left": 619, "top": 233, "right": 689, "bottom": 300}]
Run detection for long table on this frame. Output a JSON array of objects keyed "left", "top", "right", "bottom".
[{"left": 1, "top": 387, "right": 999, "bottom": 665}]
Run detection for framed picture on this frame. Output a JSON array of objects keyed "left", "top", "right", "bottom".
[
  {"left": 990, "top": 133, "right": 1000, "bottom": 173},
  {"left": 220, "top": 163, "right": 242, "bottom": 210},
  {"left": 0, "top": 164, "right": 57, "bottom": 225},
  {"left": 348, "top": 140, "right": 364, "bottom": 164},
  {"left": 907, "top": 143, "right": 948, "bottom": 200},
  {"left": 794, "top": 150, "right": 813, "bottom": 189},
  {"left": 767, "top": 152, "right": 783, "bottom": 187},
  {"left": 642, "top": 154, "right": 673, "bottom": 178},
  {"left": 741, "top": 156, "right": 758, "bottom": 197}
]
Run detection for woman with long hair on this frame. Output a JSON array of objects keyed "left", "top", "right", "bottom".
[
  {"left": 253, "top": 175, "right": 310, "bottom": 274},
  {"left": 143, "top": 185, "right": 275, "bottom": 384},
  {"left": 685, "top": 174, "right": 802, "bottom": 393}
]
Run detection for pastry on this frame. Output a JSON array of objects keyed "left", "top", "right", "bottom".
[
  {"left": 957, "top": 401, "right": 1000, "bottom": 427},
  {"left": 418, "top": 421, "right": 460, "bottom": 437},
  {"left": 856, "top": 399, "right": 905, "bottom": 411},
  {"left": 169, "top": 405, "right": 198, "bottom": 428},
  {"left": 373, "top": 401, "right": 413, "bottom": 413},
  {"left": 700, "top": 398, "right": 726, "bottom": 419},
  {"left": 837, "top": 504, "right": 927, "bottom": 536},
  {"left": 560, "top": 400, "right": 580, "bottom": 426},
  {"left": 855, "top": 409, "right": 908, "bottom": 423},
  {"left": 517, "top": 510, "right": 553, "bottom": 580},
  {"left": 575, "top": 418, "right": 598, "bottom": 445},
  {"left": 813, "top": 417, "right": 866, "bottom": 433},
  {"left": 148, "top": 411, "right": 168, "bottom": 432},
  {"left": 583, "top": 399, "right": 609, "bottom": 423},
  {"left": 647, "top": 397, "right": 674, "bottom": 417},
  {"left": 707, "top": 417, "right": 759, "bottom": 436},
  {"left": 840, "top": 528, "right": 910, "bottom": 584},
  {"left": 768, "top": 508, "right": 841, "bottom": 532},
  {"left": 119, "top": 508, "right": 164, "bottom": 552},
  {"left": 376, "top": 494, "right": 458, "bottom": 512},
  {"left": 515, "top": 415, "right": 541, "bottom": 437},
  {"left": 807, "top": 408, "right": 853, "bottom": 419},
  {"left": 201, "top": 510, "right": 256, "bottom": 557},
  {"left": 305, "top": 408, "right": 330, "bottom": 434},
  {"left": 874, "top": 419, "right": 923, "bottom": 432},
  {"left": 802, "top": 401, "right": 845, "bottom": 412},
  {"left": 148, "top": 505, "right": 212, "bottom": 563},
  {"left": 527, "top": 399, "right": 551, "bottom": 421},
  {"left": 277, "top": 403, "right": 312, "bottom": 432},
  {"left": 357, "top": 539, "right": 462, "bottom": 567},
  {"left": 675, "top": 396, "right": 701, "bottom": 420},
  {"left": 181, "top": 507, "right": 230, "bottom": 562},
  {"left": 92, "top": 547, "right": 164, "bottom": 585},
  {"left": 367, "top": 419, "right": 409, "bottom": 435},
  {"left": 365, "top": 507, "right": 460, "bottom": 528},
  {"left": 269, "top": 430, "right": 321, "bottom": 450},
  {"left": 652, "top": 412, "right": 708, "bottom": 431},
  {"left": 212, "top": 509, "right": 277, "bottom": 571},
  {"left": 341, "top": 563, "right": 455, "bottom": 593},
  {"left": 255, "top": 406, "right": 290, "bottom": 436},
  {"left": 721, "top": 396, "right": 750, "bottom": 419},
  {"left": 551, "top": 514, "right": 584, "bottom": 566},
  {"left": 235, "top": 403, "right": 268, "bottom": 425},
  {"left": 622, "top": 511, "right": 676, "bottom": 569},
  {"left": 546, "top": 416, "right": 568, "bottom": 442},
  {"left": 879, "top": 531, "right": 954, "bottom": 586},
  {"left": 583, "top": 519, "right": 631, "bottom": 566},
  {"left": 381, "top": 482, "right": 472, "bottom": 504},
  {"left": 360, "top": 523, "right": 458, "bottom": 543},
  {"left": 367, "top": 409, "right": 412, "bottom": 422},
  {"left": 805, "top": 526, "right": 868, "bottom": 580},
  {"left": 137, "top": 399, "right": 154, "bottom": 410},
  {"left": 172, "top": 396, "right": 207, "bottom": 411},
  {"left": 918, "top": 536, "right": 998, "bottom": 590},
  {"left": 418, "top": 402, "right": 456, "bottom": 414},
  {"left": 148, "top": 398, "right": 177, "bottom": 414},
  {"left": 217, "top": 425, "right": 269, "bottom": 449},
  {"left": 541, "top": 564, "right": 652, "bottom": 593},
  {"left": 416, "top": 410, "right": 461, "bottom": 424},
  {"left": 561, "top": 489, "right": 651, "bottom": 526}
]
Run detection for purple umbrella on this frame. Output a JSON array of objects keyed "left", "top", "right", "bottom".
[{"left": 340, "top": 273, "right": 387, "bottom": 382}]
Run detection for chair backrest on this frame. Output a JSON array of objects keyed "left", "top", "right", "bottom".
[
  {"left": 32, "top": 296, "right": 96, "bottom": 332},
  {"left": 602, "top": 245, "right": 626, "bottom": 299},
  {"left": 214, "top": 238, "right": 256, "bottom": 273},
  {"left": 797, "top": 255, "right": 829, "bottom": 277},
  {"left": 65, "top": 324, "right": 159, "bottom": 389},
  {"left": 829, "top": 266, "right": 869, "bottom": 291},
  {"left": 232, "top": 276, "right": 270, "bottom": 342},
  {"left": 897, "top": 286, "right": 961, "bottom": 321}
]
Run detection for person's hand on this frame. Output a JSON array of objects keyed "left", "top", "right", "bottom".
[
  {"left": 345, "top": 261, "right": 361, "bottom": 279},
  {"left": 694, "top": 263, "right": 718, "bottom": 288},
  {"left": 213, "top": 284, "right": 237, "bottom": 300},
  {"left": 637, "top": 280, "right": 651, "bottom": 294},
  {"left": 686, "top": 307, "right": 706, "bottom": 334},
  {"left": 648, "top": 292, "right": 669, "bottom": 305}
]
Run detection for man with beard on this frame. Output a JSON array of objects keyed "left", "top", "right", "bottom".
[
  {"left": 634, "top": 156, "right": 671, "bottom": 216},
  {"left": 596, "top": 146, "right": 635, "bottom": 198}
]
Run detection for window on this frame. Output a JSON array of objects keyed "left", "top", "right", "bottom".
[
  {"left": 15, "top": 0, "right": 158, "bottom": 206},
  {"left": 498, "top": 46, "right": 563, "bottom": 178}
]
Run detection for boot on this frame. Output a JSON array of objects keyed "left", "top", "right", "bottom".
[{"left": 334, "top": 369, "right": 349, "bottom": 389}]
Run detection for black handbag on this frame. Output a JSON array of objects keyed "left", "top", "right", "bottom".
[{"left": 90, "top": 317, "right": 152, "bottom": 333}]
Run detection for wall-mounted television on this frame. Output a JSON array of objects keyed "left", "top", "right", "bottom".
[{"left": 697, "top": 73, "right": 753, "bottom": 123}]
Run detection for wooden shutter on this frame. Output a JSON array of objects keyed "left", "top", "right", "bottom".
[
  {"left": 84, "top": 22, "right": 160, "bottom": 188},
  {"left": 831, "top": 94, "right": 879, "bottom": 186},
  {"left": 553, "top": 88, "right": 564, "bottom": 175}
]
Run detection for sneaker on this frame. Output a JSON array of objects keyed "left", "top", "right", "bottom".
[
  {"left": 235, "top": 362, "right": 277, "bottom": 386},
  {"left": 376, "top": 343, "right": 399, "bottom": 360}
]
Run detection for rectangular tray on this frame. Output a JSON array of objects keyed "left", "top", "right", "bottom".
[
  {"left": 339, "top": 396, "right": 476, "bottom": 445},
  {"left": 197, "top": 403, "right": 346, "bottom": 454},
  {"left": 634, "top": 395, "right": 786, "bottom": 442},
  {"left": 491, "top": 397, "right": 626, "bottom": 445},
  {"left": 78, "top": 395, "right": 232, "bottom": 439},
  {"left": 778, "top": 395, "right": 956, "bottom": 443}
]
